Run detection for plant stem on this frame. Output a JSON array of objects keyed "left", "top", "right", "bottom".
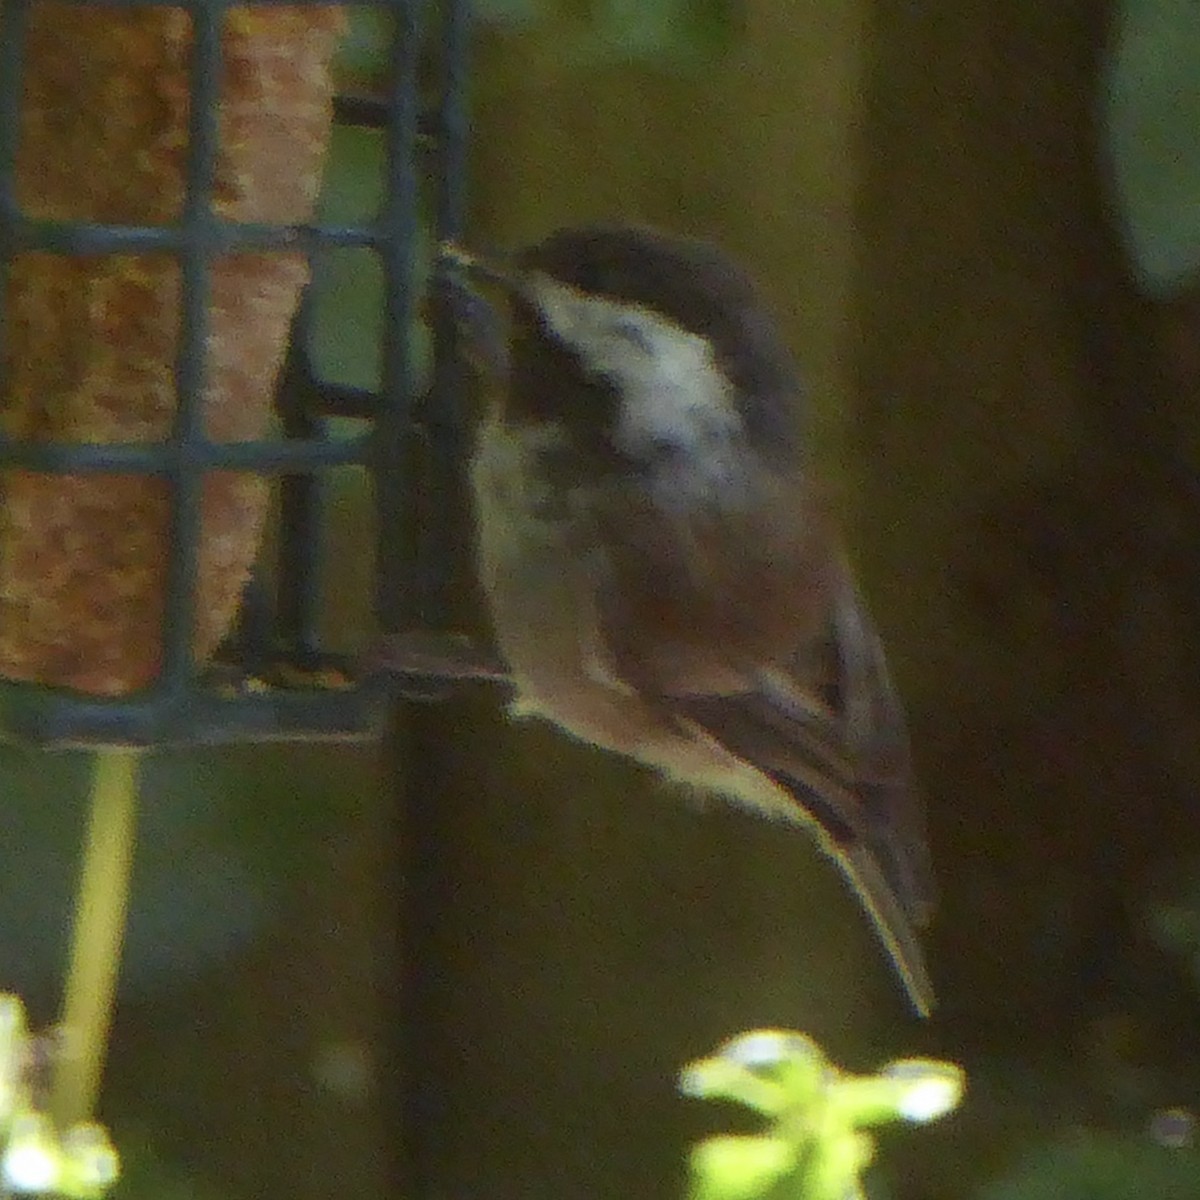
[{"left": 52, "top": 748, "right": 141, "bottom": 1129}]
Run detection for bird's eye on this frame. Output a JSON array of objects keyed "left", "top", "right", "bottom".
[
  {"left": 610, "top": 315, "right": 654, "bottom": 352},
  {"left": 647, "top": 435, "right": 681, "bottom": 460}
]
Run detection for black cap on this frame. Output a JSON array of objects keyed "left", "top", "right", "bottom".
[{"left": 519, "top": 224, "right": 804, "bottom": 458}]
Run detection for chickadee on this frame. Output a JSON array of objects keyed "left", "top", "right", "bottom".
[{"left": 441, "top": 224, "right": 935, "bottom": 1015}]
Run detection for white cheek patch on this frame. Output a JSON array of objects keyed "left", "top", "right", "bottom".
[{"left": 528, "top": 274, "right": 743, "bottom": 460}]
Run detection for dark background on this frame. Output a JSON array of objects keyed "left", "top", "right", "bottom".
[{"left": 6, "top": 3, "right": 1200, "bottom": 1198}]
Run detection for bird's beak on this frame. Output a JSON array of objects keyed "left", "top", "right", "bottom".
[
  {"left": 439, "top": 241, "right": 523, "bottom": 293},
  {"left": 437, "top": 242, "right": 521, "bottom": 376}
]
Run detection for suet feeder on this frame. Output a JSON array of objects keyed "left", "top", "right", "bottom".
[
  {"left": 0, "top": 2, "right": 474, "bottom": 1177},
  {"left": 0, "top": 0, "right": 472, "bottom": 747}
]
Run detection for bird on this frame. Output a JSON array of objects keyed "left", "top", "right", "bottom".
[{"left": 439, "top": 223, "right": 935, "bottom": 1015}]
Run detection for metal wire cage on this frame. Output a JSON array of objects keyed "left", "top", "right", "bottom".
[{"left": 0, "top": 0, "right": 470, "bottom": 746}]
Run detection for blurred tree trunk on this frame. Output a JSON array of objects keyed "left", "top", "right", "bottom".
[{"left": 855, "top": 0, "right": 1200, "bottom": 1056}]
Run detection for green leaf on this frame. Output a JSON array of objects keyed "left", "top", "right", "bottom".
[
  {"left": 680, "top": 1031, "right": 824, "bottom": 1118},
  {"left": 687, "top": 1136, "right": 795, "bottom": 1200},
  {"left": 683, "top": 1031, "right": 964, "bottom": 1200},
  {"left": 978, "top": 1130, "right": 1200, "bottom": 1200},
  {"left": 1105, "top": 0, "right": 1200, "bottom": 293}
]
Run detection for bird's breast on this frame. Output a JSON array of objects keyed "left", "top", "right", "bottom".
[
  {"left": 469, "top": 411, "right": 810, "bottom": 820},
  {"left": 470, "top": 415, "right": 631, "bottom": 738}
]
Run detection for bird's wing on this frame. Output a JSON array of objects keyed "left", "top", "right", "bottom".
[{"left": 584, "top": 473, "right": 935, "bottom": 1014}]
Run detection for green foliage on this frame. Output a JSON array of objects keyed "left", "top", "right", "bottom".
[
  {"left": 682, "top": 1030, "right": 964, "bottom": 1200},
  {"left": 0, "top": 995, "right": 120, "bottom": 1198},
  {"left": 1105, "top": 0, "right": 1200, "bottom": 294},
  {"left": 976, "top": 1130, "right": 1200, "bottom": 1200},
  {"left": 309, "top": 127, "right": 386, "bottom": 394},
  {"left": 334, "top": 11, "right": 394, "bottom": 82},
  {"left": 561, "top": 0, "right": 739, "bottom": 68},
  {"left": 309, "top": 124, "right": 433, "bottom": 397},
  {"left": 473, "top": 0, "right": 541, "bottom": 23},
  {"left": 1146, "top": 860, "right": 1200, "bottom": 991},
  {"left": 339, "top": 1, "right": 737, "bottom": 76}
]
